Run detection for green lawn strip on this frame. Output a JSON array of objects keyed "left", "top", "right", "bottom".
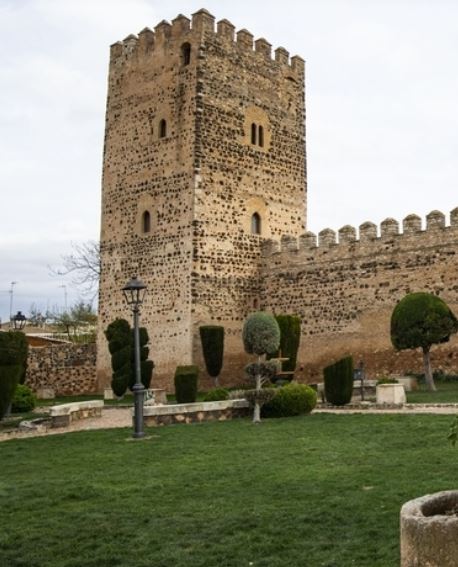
[
  {"left": 406, "top": 380, "right": 458, "bottom": 403},
  {"left": 0, "top": 414, "right": 455, "bottom": 567}
]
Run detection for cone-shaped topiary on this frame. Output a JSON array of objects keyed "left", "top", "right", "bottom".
[
  {"left": 199, "top": 325, "right": 224, "bottom": 386},
  {"left": 174, "top": 365, "right": 199, "bottom": 403},
  {"left": 269, "top": 314, "right": 301, "bottom": 371},
  {"left": 323, "top": 356, "right": 354, "bottom": 406},
  {"left": 391, "top": 292, "right": 458, "bottom": 391}
]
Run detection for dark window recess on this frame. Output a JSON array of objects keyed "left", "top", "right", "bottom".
[
  {"left": 159, "top": 119, "right": 167, "bottom": 138},
  {"left": 251, "top": 123, "right": 257, "bottom": 145},
  {"left": 181, "top": 43, "right": 191, "bottom": 66},
  {"left": 142, "top": 211, "right": 151, "bottom": 233},
  {"left": 251, "top": 212, "right": 261, "bottom": 235}
]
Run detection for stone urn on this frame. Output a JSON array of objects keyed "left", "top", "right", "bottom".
[{"left": 400, "top": 490, "right": 458, "bottom": 566}]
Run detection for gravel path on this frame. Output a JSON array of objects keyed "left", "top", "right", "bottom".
[{"left": 0, "top": 403, "right": 456, "bottom": 443}]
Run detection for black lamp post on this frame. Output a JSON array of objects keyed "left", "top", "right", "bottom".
[
  {"left": 12, "top": 311, "right": 27, "bottom": 330},
  {"left": 122, "top": 276, "right": 147, "bottom": 439}
]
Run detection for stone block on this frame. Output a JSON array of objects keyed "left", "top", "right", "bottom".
[
  {"left": 104, "top": 388, "right": 115, "bottom": 400},
  {"left": 376, "top": 384, "right": 406, "bottom": 405},
  {"left": 36, "top": 387, "right": 55, "bottom": 400}
]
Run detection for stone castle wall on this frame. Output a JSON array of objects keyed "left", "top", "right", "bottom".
[
  {"left": 261, "top": 209, "right": 458, "bottom": 381},
  {"left": 26, "top": 344, "right": 97, "bottom": 396}
]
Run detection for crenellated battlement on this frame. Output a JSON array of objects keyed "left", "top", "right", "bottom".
[
  {"left": 109, "top": 8, "right": 304, "bottom": 75},
  {"left": 261, "top": 207, "right": 458, "bottom": 262}
]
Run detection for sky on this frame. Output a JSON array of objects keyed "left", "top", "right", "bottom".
[{"left": 1, "top": 0, "right": 458, "bottom": 321}]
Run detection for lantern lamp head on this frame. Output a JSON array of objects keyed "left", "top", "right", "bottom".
[
  {"left": 13, "top": 310, "right": 27, "bottom": 330},
  {"left": 122, "top": 276, "right": 147, "bottom": 307}
]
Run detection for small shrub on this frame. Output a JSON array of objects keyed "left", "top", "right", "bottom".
[
  {"left": 11, "top": 384, "right": 36, "bottom": 413},
  {"left": 376, "top": 377, "right": 399, "bottom": 385},
  {"left": 174, "top": 365, "right": 199, "bottom": 404},
  {"left": 203, "top": 388, "right": 229, "bottom": 402},
  {"left": 262, "top": 383, "right": 317, "bottom": 418},
  {"left": 323, "top": 356, "right": 354, "bottom": 406}
]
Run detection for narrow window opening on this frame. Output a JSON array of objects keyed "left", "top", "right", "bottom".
[
  {"left": 258, "top": 125, "right": 264, "bottom": 147},
  {"left": 251, "top": 212, "right": 261, "bottom": 235},
  {"left": 142, "top": 211, "right": 151, "bottom": 233},
  {"left": 251, "top": 123, "right": 257, "bottom": 145},
  {"left": 181, "top": 43, "right": 191, "bottom": 66},
  {"left": 159, "top": 119, "right": 167, "bottom": 139}
]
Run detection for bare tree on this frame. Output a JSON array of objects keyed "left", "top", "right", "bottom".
[{"left": 51, "top": 240, "right": 100, "bottom": 300}]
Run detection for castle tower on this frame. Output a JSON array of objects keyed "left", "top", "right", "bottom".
[{"left": 97, "top": 9, "right": 307, "bottom": 388}]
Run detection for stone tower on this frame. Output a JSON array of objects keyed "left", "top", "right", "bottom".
[{"left": 97, "top": 9, "right": 307, "bottom": 388}]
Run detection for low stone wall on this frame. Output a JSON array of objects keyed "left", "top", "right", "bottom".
[
  {"left": 49, "top": 400, "right": 103, "bottom": 428},
  {"left": 142, "top": 399, "right": 250, "bottom": 426},
  {"left": 26, "top": 343, "right": 97, "bottom": 396}
]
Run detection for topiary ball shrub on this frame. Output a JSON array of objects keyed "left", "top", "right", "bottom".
[
  {"left": 262, "top": 383, "right": 317, "bottom": 418},
  {"left": 11, "top": 384, "right": 36, "bottom": 413},
  {"left": 242, "top": 312, "right": 281, "bottom": 356},
  {"left": 174, "top": 365, "right": 199, "bottom": 404},
  {"left": 203, "top": 388, "right": 229, "bottom": 402}
]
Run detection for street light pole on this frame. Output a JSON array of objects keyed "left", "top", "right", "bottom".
[
  {"left": 122, "top": 276, "right": 147, "bottom": 439},
  {"left": 59, "top": 284, "right": 68, "bottom": 312},
  {"left": 9, "top": 281, "right": 17, "bottom": 328}
]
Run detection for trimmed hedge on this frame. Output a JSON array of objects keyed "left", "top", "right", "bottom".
[
  {"left": 199, "top": 326, "right": 224, "bottom": 384},
  {"left": 323, "top": 356, "right": 354, "bottom": 406},
  {"left": 174, "top": 365, "right": 199, "bottom": 404},
  {"left": 262, "top": 383, "right": 317, "bottom": 418},
  {"left": 203, "top": 388, "right": 229, "bottom": 402},
  {"left": 12, "top": 384, "right": 36, "bottom": 413},
  {"left": 0, "top": 331, "right": 28, "bottom": 419}
]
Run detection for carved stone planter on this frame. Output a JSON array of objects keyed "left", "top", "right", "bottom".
[
  {"left": 400, "top": 490, "right": 458, "bottom": 566},
  {"left": 376, "top": 383, "right": 406, "bottom": 406}
]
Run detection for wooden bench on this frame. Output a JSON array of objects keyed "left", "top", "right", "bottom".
[{"left": 49, "top": 400, "right": 104, "bottom": 428}]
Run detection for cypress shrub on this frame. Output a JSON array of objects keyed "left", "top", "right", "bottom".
[
  {"left": 262, "top": 383, "right": 317, "bottom": 418},
  {"left": 0, "top": 365, "right": 21, "bottom": 419},
  {"left": 199, "top": 325, "right": 224, "bottom": 386},
  {"left": 128, "top": 327, "right": 154, "bottom": 391},
  {"left": 105, "top": 319, "right": 132, "bottom": 397},
  {"left": 323, "top": 356, "right": 354, "bottom": 406},
  {"left": 270, "top": 315, "right": 301, "bottom": 372},
  {"left": 174, "top": 365, "right": 199, "bottom": 404},
  {"left": 12, "top": 384, "right": 36, "bottom": 413}
]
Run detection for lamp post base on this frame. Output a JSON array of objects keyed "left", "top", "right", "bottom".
[{"left": 132, "top": 382, "right": 146, "bottom": 439}]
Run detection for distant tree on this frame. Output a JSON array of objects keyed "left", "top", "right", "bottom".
[
  {"left": 391, "top": 292, "right": 458, "bottom": 391},
  {"left": 50, "top": 240, "right": 100, "bottom": 300},
  {"left": 28, "top": 303, "right": 46, "bottom": 328},
  {"left": 242, "top": 312, "right": 280, "bottom": 423},
  {"left": 51, "top": 301, "right": 97, "bottom": 341}
]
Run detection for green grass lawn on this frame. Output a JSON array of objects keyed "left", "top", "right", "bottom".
[
  {"left": 0, "top": 414, "right": 456, "bottom": 567},
  {"left": 406, "top": 380, "right": 458, "bottom": 403}
]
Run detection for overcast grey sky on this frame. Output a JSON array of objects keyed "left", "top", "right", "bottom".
[{"left": 1, "top": 0, "right": 457, "bottom": 321}]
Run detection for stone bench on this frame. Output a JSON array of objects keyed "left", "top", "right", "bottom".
[
  {"left": 49, "top": 400, "right": 104, "bottom": 428},
  {"left": 141, "top": 399, "right": 250, "bottom": 426}
]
